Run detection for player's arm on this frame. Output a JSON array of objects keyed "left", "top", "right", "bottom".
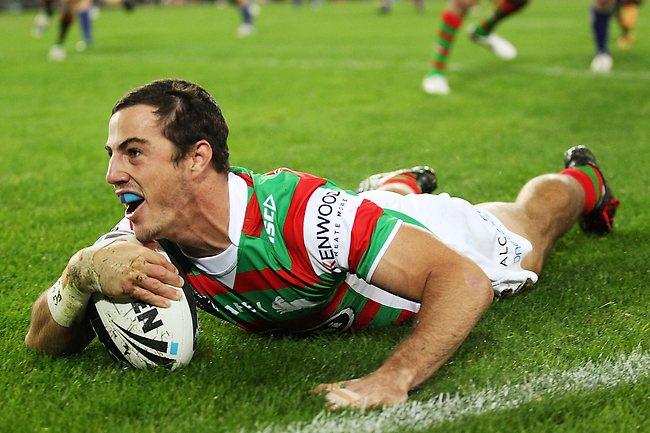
[
  {"left": 315, "top": 223, "right": 494, "bottom": 408},
  {"left": 25, "top": 238, "right": 184, "bottom": 356},
  {"left": 25, "top": 285, "right": 96, "bottom": 356}
]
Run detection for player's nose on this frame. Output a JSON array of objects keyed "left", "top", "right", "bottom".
[{"left": 105, "top": 156, "right": 129, "bottom": 185}]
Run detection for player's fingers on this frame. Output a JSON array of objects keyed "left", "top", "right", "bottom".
[
  {"left": 146, "top": 249, "right": 182, "bottom": 276},
  {"left": 129, "top": 285, "right": 176, "bottom": 308},
  {"left": 135, "top": 247, "right": 179, "bottom": 273},
  {"left": 143, "top": 260, "right": 184, "bottom": 288},
  {"left": 137, "top": 275, "right": 182, "bottom": 302},
  {"left": 112, "top": 265, "right": 181, "bottom": 306},
  {"left": 311, "top": 382, "right": 343, "bottom": 394},
  {"left": 324, "top": 387, "right": 368, "bottom": 410},
  {"left": 124, "top": 250, "right": 183, "bottom": 289}
]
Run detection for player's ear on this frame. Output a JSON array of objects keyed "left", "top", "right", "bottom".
[{"left": 190, "top": 140, "right": 213, "bottom": 174}]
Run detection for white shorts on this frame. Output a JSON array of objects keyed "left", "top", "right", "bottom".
[{"left": 361, "top": 191, "right": 538, "bottom": 296}]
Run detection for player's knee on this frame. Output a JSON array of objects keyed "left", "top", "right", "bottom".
[
  {"left": 593, "top": 0, "right": 616, "bottom": 11},
  {"left": 520, "top": 251, "right": 544, "bottom": 276}
]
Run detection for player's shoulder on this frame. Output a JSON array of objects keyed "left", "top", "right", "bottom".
[
  {"left": 232, "top": 166, "right": 331, "bottom": 189},
  {"left": 235, "top": 166, "right": 334, "bottom": 208}
]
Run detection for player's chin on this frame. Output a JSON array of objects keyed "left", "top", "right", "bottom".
[{"left": 131, "top": 224, "right": 158, "bottom": 246}]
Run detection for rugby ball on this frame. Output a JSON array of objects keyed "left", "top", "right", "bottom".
[{"left": 88, "top": 242, "right": 198, "bottom": 370}]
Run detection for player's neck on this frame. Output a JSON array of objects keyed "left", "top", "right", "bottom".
[{"left": 168, "top": 170, "right": 232, "bottom": 257}]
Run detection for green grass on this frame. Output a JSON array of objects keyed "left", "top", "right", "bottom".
[{"left": 1, "top": 1, "right": 649, "bottom": 432}]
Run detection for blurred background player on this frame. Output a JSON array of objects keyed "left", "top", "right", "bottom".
[
  {"left": 48, "top": 0, "right": 94, "bottom": 61},
  {"left": 422, "top": 0, "right": 530, "bottom": 95},
  {"left": 378, "top": 0, "right": 425, "bottom": 15},
  {"left": 236, "top": 0, "right": 257, "bottom": 37},
  {"left": 121, "top": 0, "right": 136, "bottom": 13},
  {"left": 89, "top": 0, "right": 136, "bottom": 20},
  {"left": 32, "top": 0, "right": 57, "bottom": 38},
  {"left": 292, "top": 0, "right": 323, "bottom": 9},
  {"left": 616, "top": 0, "right": 642, "bottom": 48},
  {"left": 590, "top": 0, "right": 643, "bottom": 73}
]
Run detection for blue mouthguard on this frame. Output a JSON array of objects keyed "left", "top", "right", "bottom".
[{"left": 119, "top": 193, "right": 144, "bottom": 204}]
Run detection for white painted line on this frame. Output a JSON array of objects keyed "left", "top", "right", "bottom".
[
  {"left": 184, "top": 57, "right": 650, "bottom": 80},
  {"left": 253, "top": 347, "right": 650, "bottom": 433},
  {"left": 119, "top": 53, "right": 650, "bottom": 80}
]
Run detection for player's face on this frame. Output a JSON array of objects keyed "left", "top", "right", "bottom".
[{"left": 105, "top": 104, "right": 193, "bottom": 243}]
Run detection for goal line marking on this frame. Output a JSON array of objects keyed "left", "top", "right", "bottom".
[{"left": 253, "top": 347, "right": 650, "bottom": 433}]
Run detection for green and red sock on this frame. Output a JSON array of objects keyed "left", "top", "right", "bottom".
[
  {"left": 429, "top": 10, "right": 463, "bottom": 76},
  {"left": 473, "top": 0, "right": 529, "bottom": 37},
  {"left": 561, "top": 165, "right": 605, "bottom": 213},
  {"left": 383, "top": 173, "right": 423, "bottom": 194}
]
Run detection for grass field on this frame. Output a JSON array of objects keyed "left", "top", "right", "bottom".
[{"left": 1, "top": 1, "right": 648, "bottom": 432}]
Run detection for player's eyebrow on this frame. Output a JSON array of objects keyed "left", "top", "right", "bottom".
[{"left": 105, "top": 137, "right": 149, "bottom": 153}]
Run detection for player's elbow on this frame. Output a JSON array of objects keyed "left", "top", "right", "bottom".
[
  {"left": 463, "top": 265, "right": 494, "bottom": 313},
  {"left": 24, "top": 326, "right": 56, "bottom": 355},
  {"left": 24, "top": 326, "right": 88, "bottom": 357},
  {"left": 24, "top": 295, "right": 89, "bottom": 357},
  {"left": 478, "top": 273, "right": 494, "bottom": 311},
  {"left": 24, "top": 322, "right": 63, "bottom": 356},
  {"left": 25, "top": 297, "right": 59, "bottom": 356},
  {"left": 450, "top": 260, "right": 494, "bottom": 314}
]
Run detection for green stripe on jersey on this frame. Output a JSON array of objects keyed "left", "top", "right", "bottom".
[
  {"left": 368, "top": 304, "right": 408, "bottom": 329},
  {"left": 237, "top": 234, "right": 283, "bottom": 274},
  {"left": 354, "top": 208, "right": 428, "bottom": 280},
  {"left": 253, "top": 169, "right": 299, "bottom": 268},
  {"left": 383, "top": 208, "right": 427, "bottom": 229},
  {"left": 336, "top": 288, "right": 412, "bottom": 329}
]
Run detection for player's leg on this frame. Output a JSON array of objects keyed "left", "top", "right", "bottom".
[
  {"left": 478, "top": 146, "right": 619, "bottom": 275},
  {"left": 48, "top": 0, "right": 76, "bottom": 61},
  {"left": 32, "top": 0, "right": 57, "bottom": 38},
  {"left": 477, "top": 174, "right": 582, "bottom": 275},
  {"left": 76, "top": 0, "right": 93, "bottom": 51},
  {"left": 414, "top": 0, "right": 425, "bottom": 14},
  {"left": 356, "top": 167, "right": 438, "bottom": 195},
  {"left": 468, "top": 0, "right": 529, "bottom": 60},
  {"left": 379, "top": 0, "right": 392, "bottom": 14},
  {"left": 237, "top": 0, "right": 255, "bottom": 37},
  {"left": 43, "top": 0, "right": 56, "bottom": 18},
  {"left": 58, "top": 0, "right": 76, "bottom": 46},
  {"left": 617, "top": 0, "right": 642, "bottom": 48},
  {"left": 590, "top": 0, "right": 617, "bottom": 72},
  {"left": 122, "top": 0, "right": 136, "bottom": 12},
  {"left": 422, "top": 0, "right": 478, "bottom": 95}
]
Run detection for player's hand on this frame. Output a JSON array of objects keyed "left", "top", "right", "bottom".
[
  {"left": 71, "top": 237, "right": 184, "bottom": 308},
  {"left": 312, "top": 372, "right": 409, "bottom": 409}
]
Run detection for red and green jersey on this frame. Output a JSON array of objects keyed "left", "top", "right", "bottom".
[{"left": 115, "top": 167, "right": 418, "bottom": 335}]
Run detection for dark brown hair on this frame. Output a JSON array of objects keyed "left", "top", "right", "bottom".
[{"left": 112, "top": 79, "right": 230, "bottom": 173}]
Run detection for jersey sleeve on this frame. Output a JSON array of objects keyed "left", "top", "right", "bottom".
[
  {"left": 93, "top": 218, "right": 134, "bottom": 244},
  {"left": 302, "top": 187, "right": 402, "bottom": 282}
]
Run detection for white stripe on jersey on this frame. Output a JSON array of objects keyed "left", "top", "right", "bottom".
[
  {"left": 303, "top": 187, "right": 364, "bottom": 275},
  {"left": 346, "top": 274, "right": 420, "bottom": 313},
  {"left": 365, "top": 220, "right": 402, "bottom": 282}
]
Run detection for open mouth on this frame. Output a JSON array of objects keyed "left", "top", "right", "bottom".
[{"left": 119, "top": 192, "right": 145, "bottom": 217}]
